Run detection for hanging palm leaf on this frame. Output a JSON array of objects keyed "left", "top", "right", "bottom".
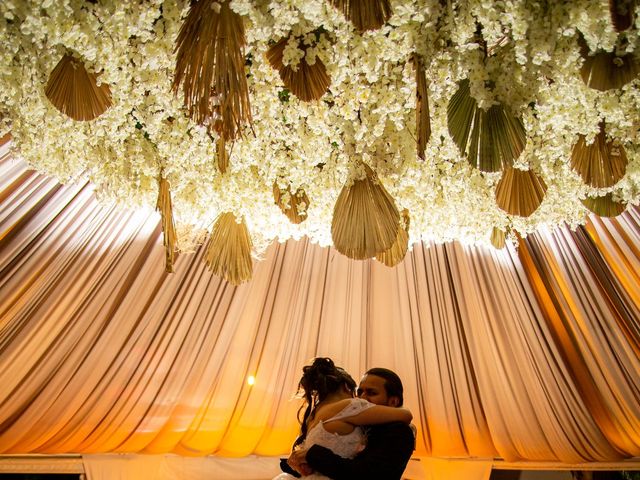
[
  {"left": 45, "top": 53, "right": 112, "bottom": 121},
  {"left": 582, "top": 193, "right": 626, "bottom": 217},
  {"left": 495, "top": 167, "right": 547, "bottom": 217},
  {"left": 579, "top": 36, "right": 639, "bottom": 91},
  {"left": 332, "top": 163, "right": 400, "bottom": 260},
  {"left": 329, "top": 0, "right": 392, "bottom": 33},
  {"left": 273, "top": 182, "right": 309, "bottom": 224},
  {"left": 413, "top": 54, "right": 431, "bottom": 160},
  {"left": 217, "top": 136, "right": 228, "bottom": 174},
  {"left": 205, "top": 212, "right": 253, "bottom": 285},
  {"left": 490, "top": 226, "right": 507, "bottom": 249},
  {"left": 156, "top": 173, "right": 178, "bottom": 273},
  {"left": 571, "top": 123, "right": 628, "bottom": 188},
  {"left": 266, "top": 34, "right": 331, "bottom": 102},
  {"left": 173, "top": 0, "right": 251, "bottom": 140},
  {"left": 376, "top": 209, "right": 410, "bottom": 267},
  {"left": 0, "top": 131, "right": 11, "bottom": 146},
  {"left": 609, "top": 0, "right": 636, "bottom": 32},
  {"left": 447, "top": 79, "right": 526, "bottom": 172}
]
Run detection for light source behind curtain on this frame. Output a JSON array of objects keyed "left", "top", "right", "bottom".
[{"left": 0, "top": 143, "right": 639, "bottom": 465}]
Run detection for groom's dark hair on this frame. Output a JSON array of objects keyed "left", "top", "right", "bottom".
[{"left": 365, "top": 367, "right": 404, "bottom": 406}]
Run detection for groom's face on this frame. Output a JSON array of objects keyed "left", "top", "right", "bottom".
[{"left": 357, "top": 374, "right": 398, "bottom": 407}]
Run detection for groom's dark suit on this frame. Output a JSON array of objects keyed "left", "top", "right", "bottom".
[{"left": 304, "top": 421, "right": 415, "bottom": 480}]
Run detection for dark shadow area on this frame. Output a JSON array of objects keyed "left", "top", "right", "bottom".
[
  {"left": 489, "top": 472, "right": 640, "bottom": 480},
  {"left": 0, "top": 475, "right": 79, "bottom": 479},
  {"left": 572, "top": 472, "right": 639, "bottom": 480},
  {"left": 491, "top": 470, "right": 521, "bottom": 480}
]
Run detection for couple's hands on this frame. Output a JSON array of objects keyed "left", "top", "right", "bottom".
[{"left": 288, "top": 448, "right": 313, "bottom": 476}]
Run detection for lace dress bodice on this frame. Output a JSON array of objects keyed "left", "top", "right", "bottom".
[
  {"left": 302, "top": 398, "right": 373, "bottom": 458},
  {"left": 273, "top": 398, "right": 375, "bottom": 480}
]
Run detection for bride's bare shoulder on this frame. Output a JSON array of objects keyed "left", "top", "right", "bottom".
[{"left": 314, "top": 398, "right": 354, "bottom": 420}]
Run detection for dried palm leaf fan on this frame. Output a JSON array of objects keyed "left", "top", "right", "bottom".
[
  {"left": 376, "top": 209, "right": 410, "bottom": 267},
  {"left": 266, "top": 35, "right": 331, "bottom": 102},
  {"left": 490, "top": 226, "right": 507, "bottom": 249},
  {"left": 413, "top": 54, "right": 431, "bottom": 160},
  {"left": 205, "top": 212, "right": 253, "bottom": 285},
  {"left": 156, "top": 173, "right": 178, "bottom": 273},
  {"left": 571, "top": 123, "right": 628, "bottom": 188},
  {"left": 273, "top": 182, "right": 310, "bottom": 224},
  {"left": 579, "top": 36, "right": 639, "bottom": 91},
  {"left": 495, "top": 167, "right": 548, "bottom": 217},
  {"left": 447, "top": 79, "right": 526, "bottom": 173},
  {"left": 45, "top": 53, "right": 112, "bottom": 121},
  {"left": 609, "top": 0, "right": 637, "bottom": 32},
  {"left": 332, "top": 163, "right": 400, "bottom": 260},
  {"left": 173, "top": 0, "right": 252, "bottom": 141},
  {"left": 582, "top": 193, "right": 627, "bottom": 217},
  {"left": 329, "top": 0, "right": 392, "bottom": 33}
]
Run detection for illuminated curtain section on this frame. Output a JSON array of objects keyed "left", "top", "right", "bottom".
[
  {"left": 1, "top": 145, "right": 639, "bottom": 464},
  {"left": 519, "top": 217, "right": 640, "bottom": 458}
]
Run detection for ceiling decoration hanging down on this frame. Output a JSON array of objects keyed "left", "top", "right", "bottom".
[
  {"left": 0, "top": 0, "right": 639, "bottom": 285},
  {"left": 44, "top": 53, "right": 113, "bottom": 121}
]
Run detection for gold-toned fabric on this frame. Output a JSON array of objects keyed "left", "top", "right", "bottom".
[
  {"left": 0, "top": 148, "right": 639, "bottom": 464},
  {"left": 419, "top": 458, "right": 492, "bottom": 480}
]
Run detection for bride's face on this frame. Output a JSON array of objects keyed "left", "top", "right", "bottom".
[{"left": 356, "top": 374, "right": 392, "bottom": 406}]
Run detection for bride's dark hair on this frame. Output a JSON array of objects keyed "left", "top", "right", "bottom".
[{"left": 294, "top": 357, "right": 356, "bottom": 446}]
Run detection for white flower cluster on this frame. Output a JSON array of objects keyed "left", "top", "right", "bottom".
[{"left": 0, "top": 0, "right": 639, "bottom": 255}]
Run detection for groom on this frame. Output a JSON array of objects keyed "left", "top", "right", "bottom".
[{"left": 287, "top": 367, "right": 415, "bottom": 479}]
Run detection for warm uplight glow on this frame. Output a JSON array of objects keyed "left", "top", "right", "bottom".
[{"left": 247, "top": 375, "right": 256, "bottom": 386}]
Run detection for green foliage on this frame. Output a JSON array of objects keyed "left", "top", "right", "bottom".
[{"left": 278, "top": 88, "right": 290, "bottom": 103}]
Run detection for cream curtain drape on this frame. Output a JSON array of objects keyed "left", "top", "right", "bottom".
[
  {"left": 82, "top": 454, "right": 282, "bottom": 480},
  {"left": 1, "top": 143, "right": 639, "bottom": 467}
]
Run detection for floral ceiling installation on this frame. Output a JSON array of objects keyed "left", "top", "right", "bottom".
[{"left": 1, "top": 0, "right": 640, "bottom": 263}]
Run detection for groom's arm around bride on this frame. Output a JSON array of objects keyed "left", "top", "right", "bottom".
[{"left": 289, "top": 368, "right": 415, "bottom": 480}]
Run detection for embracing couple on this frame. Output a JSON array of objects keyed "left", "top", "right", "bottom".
[{"left": 274, "top": 357, "right": 415, "bottom": 480}]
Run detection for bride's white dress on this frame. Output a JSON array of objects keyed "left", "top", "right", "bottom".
[{"left": 273, "top": 398, "right": 375, "bottom": 480}]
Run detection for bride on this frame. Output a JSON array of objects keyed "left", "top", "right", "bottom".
[{"left": 274, "top": 357, "right": 412, "bottom": 479}]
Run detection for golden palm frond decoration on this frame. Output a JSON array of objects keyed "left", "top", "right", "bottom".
[
  {"left": 495, "top": 167, "right": 547, "bottom": 217},
  {"left": 571, "top": 123, "right": 628, "bottom": 188},
  {"left": 45, "top": 53, "right": 112, "bottom": 121},
  {"left": 490, "top": 226, "right": 507, "bottom": 249},
  {"left": 376, "top": 209, "right": 410, "bottom": 267},
  {"left": 266, "top": 35, "right": 331, "bottom": 102},
  {"left": 173, "top": 0, "right": 251, "bottom": 140},
  {"left": 579, "top": 36, "right": 639, "bottom": 91},
  {"left": 413, "top": 54, "right": 431, "bottom": 160},
  {"left": 447, "top": 79, "right": 526, "bottom": 173},
  {"left": 609, "top": 0, "right": 636, "bottom": 32},
  {"left": 582, "top": 193, "right": 627, "bottom": 217},
  {"left": 273, "top": 182, "right": 309, "bottom": 224},
  {"left": 205, "top": 212, "right": 253, "bottom": 285},
  {"left": 217, "top": 136, "right": 228, "bottom": 174},
  {"left": 156, "top": 173, "right": 178, "bottom": 273},
  {"left": 332, "top": 163, "right": 400, "bottom": 260},
  {"left": 329, "top": 0, "right": 392, "bottom": 33}
]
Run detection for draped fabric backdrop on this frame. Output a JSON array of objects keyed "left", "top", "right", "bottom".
[{"left": 1, "top": 138, "right": 639, "bottom": 475}]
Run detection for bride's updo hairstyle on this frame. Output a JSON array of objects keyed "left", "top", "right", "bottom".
[{"left": 295, "top": 357, "right": 356, "bottom": 445}]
